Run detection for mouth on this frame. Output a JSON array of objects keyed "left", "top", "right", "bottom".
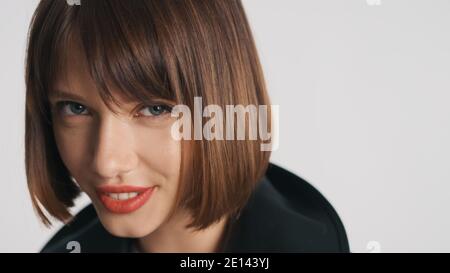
[{"left": 96, "top": 184, "right": 156, "bottom": 214}]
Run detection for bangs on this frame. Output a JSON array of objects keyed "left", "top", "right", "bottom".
[{"left": 47, "top": 0, "right": 178, "bottom": 113}]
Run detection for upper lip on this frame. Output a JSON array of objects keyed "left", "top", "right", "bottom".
[{"left": 96, "top": 184, "right": 155, "bottom": 194}]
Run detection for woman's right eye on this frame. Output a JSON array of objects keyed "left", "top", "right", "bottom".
[{"left": 56, "top": 101, "right": 89, "bottom": 116}]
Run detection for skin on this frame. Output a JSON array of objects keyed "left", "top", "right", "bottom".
[{"left": 48, "top": 40, "right": 227, "bottom": 252}]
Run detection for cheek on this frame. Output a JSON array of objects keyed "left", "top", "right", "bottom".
[
  {"left": 136, "top": 125, "right": 182, "bottom": 185},
  {"left": 53, "top": 125, "right": 91, "bottom": 183}
]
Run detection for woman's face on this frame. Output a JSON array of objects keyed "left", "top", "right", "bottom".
[{"left": 49, "top": 45, "right": 183, "bottom": 238}]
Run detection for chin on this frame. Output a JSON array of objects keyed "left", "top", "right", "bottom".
[
  {"left": 89, "top": 202, "right": 157, "bottom": 238},
  {"left": 98, "top": 214, "right": 158, "bottom": 238}
]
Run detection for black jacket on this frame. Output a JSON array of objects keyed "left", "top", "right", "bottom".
[{"left": 41, "top": 163, "right": 350, "bottom": 253}]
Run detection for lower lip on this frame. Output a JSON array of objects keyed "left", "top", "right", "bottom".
[{"left": 97, "top": 187, "right": 156, "bottom": 214}]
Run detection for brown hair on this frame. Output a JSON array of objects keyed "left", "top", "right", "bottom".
[{"left": 25, "top": 0, "right": 271, "bottom": 230}]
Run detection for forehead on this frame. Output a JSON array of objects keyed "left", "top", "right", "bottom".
[
  {"left": 50, "top": 37, "right": 138, "bottom": 107},
  {"left": 51, "top": 33, "right": 90, "bottom": 89},
  {"left": 54, "top": 42, "right": 90, "bottom": 90}
]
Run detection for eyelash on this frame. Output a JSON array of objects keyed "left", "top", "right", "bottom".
[{"left": 53, "top": 101, "right": 172, "bottom": 118}]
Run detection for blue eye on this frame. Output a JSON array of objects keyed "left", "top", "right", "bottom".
[
  {"left": 53, "top": 101, "right": 171, "bottom": 118},
  {"left": 138, "top": 105, "right": 171, "bottom": 117},
  {"left": 58, "top": 101, "right": 89, "bottom": 116}
]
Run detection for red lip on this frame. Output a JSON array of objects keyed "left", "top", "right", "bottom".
[{"left": 96, "top": 185, "right": 156, "bottom": 214}]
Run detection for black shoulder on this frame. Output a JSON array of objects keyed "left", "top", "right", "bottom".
[
  {"left": 40, "top": 205, "right": 129, "bottom": 253},
  {"left": 266, "top": 163, "right": 350, "bottom": 252},
  {"left": 225, "top": 163, "right": 350, "bottom": 253}
]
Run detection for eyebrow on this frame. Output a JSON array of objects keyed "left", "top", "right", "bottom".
[
  {"left": 48, "top": 89, "right": 88, "bottom": 103},
  {"left": 49, "top": 88, "right": 176, "bottom": 108}
]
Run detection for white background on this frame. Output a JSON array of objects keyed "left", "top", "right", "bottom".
[{"left": 1, "top": 0, "right": 449, "bottom": 252}]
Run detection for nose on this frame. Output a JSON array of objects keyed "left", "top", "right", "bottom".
[{"left": 90, "top": 115, "right": 138, "bottom": 181}]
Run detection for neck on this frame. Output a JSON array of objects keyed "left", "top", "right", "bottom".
[{"left": 137, "top": 210, "right": 229, "bottom": 253}]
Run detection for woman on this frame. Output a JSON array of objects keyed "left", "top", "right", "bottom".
[{"left": 25, "top": 0, "right": 349, "bottom": 253}]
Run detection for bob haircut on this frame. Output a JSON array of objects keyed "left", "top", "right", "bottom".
[{"left": 25, "top": 0, "right": 272, "bottom": 230}]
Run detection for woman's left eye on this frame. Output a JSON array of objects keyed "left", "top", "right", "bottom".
[{"left": 138, "top": 105, "right": 171, "bottom": 117}]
